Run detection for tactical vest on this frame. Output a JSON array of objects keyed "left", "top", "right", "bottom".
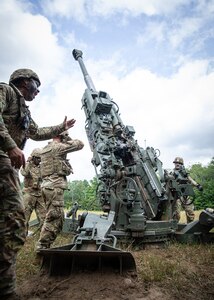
[
  {"left": 173, "top": 167, "right": 188, "bottom": 183},
  {"left": 0, "top": 83, "right": 31, "bottom": 150},
  {"left": 23, "top": 165, "right": 42, "bottom": 189},
  {"left": 40, "top": 143, "right": 72, "bottom": 178}
]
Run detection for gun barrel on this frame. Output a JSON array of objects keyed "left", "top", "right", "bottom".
[{"left": 72, "top": 49, "right": 96, "bottom": 91}]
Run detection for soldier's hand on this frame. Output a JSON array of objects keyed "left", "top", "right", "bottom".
[
  {"left": 197, "top": 184, "right": 203, "bottom": 192},
  {"left": 8, "top": 147, "right": 26, "bottom": 169},
  {"left": 63, "top": 116, "right": 76, "bottom": 130}
]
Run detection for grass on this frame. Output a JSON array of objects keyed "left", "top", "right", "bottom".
[
  {"left": 30, "top": 209, "right": 203, "bottom": 223},
  {"left": 179, "top": 209, "right": 202, "bottom": 223},
  {"left": 17, "top": 233, "right": 214, "bottom": 299},
  {"left": 18, "top": 210, "right": 213, "bottom": 299},
  {"left": 134, "top": 242, "right": 214, "bottom": 299}
]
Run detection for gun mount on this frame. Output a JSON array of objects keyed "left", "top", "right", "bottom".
[{"left": 39, "top": 49, "right": 213, "bottom": 276}]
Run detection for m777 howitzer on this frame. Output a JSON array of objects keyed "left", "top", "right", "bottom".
[
  {"left": 39, "top": 49, "right": 214, "bottom": 277},
  {"left": 71, "top": 49, "right": 179, "bottom": 234}
]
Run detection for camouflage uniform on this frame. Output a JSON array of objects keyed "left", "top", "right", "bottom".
[
  {"left": 171, "top": 157, "right": 203, "bottom": 223},
  {"left": 173, "top": 175, "right": 200, "bottom": 223},
  {"left": 20, "top": 150, "right": 46, "bottom": 232},
  {"left": 36, "top": 137, "right": 84, "bottom": 250},
  {"left": 0, "top": 72, "right": 70, "bottom": 297}
]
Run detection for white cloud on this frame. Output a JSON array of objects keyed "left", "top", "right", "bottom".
[
  {"left": 41, "top": 0, "right": 188, "bottom": 19},
  {"left": 90, "top": 0, "right": 188, "bottom": 17},
  {"left": 136, "top": 21, "right": 166, "bottom": 45},
  {"left": 169, "top": 17, "right": 203, "bottom": 48},
  {"left": 24, "top": 57, "right": 214, "bottom": 181},
  {"left": 0, "top": 0, "right": 66, "bottom": 85},
  {"left": 41, "top": 0, "right": 87, "bottom": 21},
  {"left": 0, "top": 0, "right": 213, "bottom": 181}
]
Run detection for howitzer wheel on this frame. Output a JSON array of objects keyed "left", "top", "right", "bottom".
[{"left": 115, "top": 177, "right": 138, "bottom": 204}]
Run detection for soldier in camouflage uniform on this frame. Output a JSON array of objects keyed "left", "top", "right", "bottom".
[
  {"left": 36, "top": 131, "right": 84, "bottom": 251},
  {"left": 20, "top": 148, "right": 46, "bottom": 233},
  {"left": 0, "top": 68, "right": 76, "bottom": 299},
  {"left": 172, "top": 157, "right": 203, "bottom": 223}
]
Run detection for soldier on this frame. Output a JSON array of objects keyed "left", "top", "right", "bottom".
[
  {"left": 0, "top": 68, "right": 76, "bottom": 299},
  {"left": 20, "top": 148, "right": 46, "bottom": 233},
  {"left": 36, "top": 131, "right": 84, "bottom": 251},
  {"left": 172, "top": 157, "right": 203, "bottom": 223}
]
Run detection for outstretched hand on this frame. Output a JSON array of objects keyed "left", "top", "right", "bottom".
[
  {"left": 8, "top": 147, "right": 26, "bottom": 169},
  {"left": 63, "top": 116, "right": 76, "bottom": 130}
]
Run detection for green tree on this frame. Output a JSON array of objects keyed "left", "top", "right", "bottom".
[
  {"left": 188, "top": 158, "right": 214, "bottom": 209},
  {"left": 64, "top": 177, "right": 100, "bottom": 211}
]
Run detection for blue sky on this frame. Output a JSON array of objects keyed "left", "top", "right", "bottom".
[{"left": 0, "top": 0, "right": 213, "bottom": 180}]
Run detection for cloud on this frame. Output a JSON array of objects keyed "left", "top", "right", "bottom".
[
  {"left": 24, "top": 56, "right": 214, "bottom": 180},
  {"left": 0, "top": 0, "right": 213, "bottom": 181},
  {"left": 41, "top": 0, "right": 189, "bottom": 19},
  {"left": 41, "top": 0, "right": 87, "bottom": 21},
  {"left": 0, "top": 0, "right": 66, "bottom": 84}
]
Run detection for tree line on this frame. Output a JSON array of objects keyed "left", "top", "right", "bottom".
[{"left": 64, "top": 158, "right": 214, "bottom": 211}]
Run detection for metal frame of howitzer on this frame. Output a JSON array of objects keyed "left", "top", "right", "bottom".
[
  {"left": 40, "top": 211, "right": 136, "bottom": 276},
  {"left": 39, "top": 208, "right": 213, "bottom": 276},
  {"left": 38, "top": 49, "right": 214, "bottom": 276}
]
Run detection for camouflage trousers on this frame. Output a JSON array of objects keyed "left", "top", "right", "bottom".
[
  {"left": 173, "top": 197, "right": 195, "bottom": 223},
  {"left": 37, "top": 187, "right": 64, "bottom": 249},
  {"left": 23, "top": 191, "right": 46, "bottom": 229},
  {"left": 0, "top": 157, "right": 26, "bottom": 296}
]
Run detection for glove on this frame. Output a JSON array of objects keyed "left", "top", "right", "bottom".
[{"left": 197, "top": 184, "right": 203, "bottom": 192}]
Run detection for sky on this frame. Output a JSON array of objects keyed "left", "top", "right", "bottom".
[{"left": 0, "top": 0, "right": 213, "bottom": 181}]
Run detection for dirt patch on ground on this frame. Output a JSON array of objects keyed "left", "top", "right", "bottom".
[
  {"left": 18, "top": 272, "right": 170, "bottom": 300},
  {"left": 16, "top": 234, "right": 214, "bottom": 300}
]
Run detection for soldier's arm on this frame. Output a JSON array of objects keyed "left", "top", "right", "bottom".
[
  {"left": 20, "top": 162, "right": 31, "bottom": 176},
  {"left": 187, "top": 175, "right": 203, "bottom": 191},
  {"left": 27, "top": 118, "right": 76, "bottom": 141},
  {"left": 187, "top": 175, "right": 198, "bottom": 187},
  {"left": 59, "top": 139, "right": 84, "bottom": 155}
]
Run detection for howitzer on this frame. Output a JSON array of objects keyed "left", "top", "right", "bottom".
[
  {"left": 39, "top": 50, "right": 213, "bottom": 277},
  {"left": 72, "top": 49, "right": 176, "bottom": 235},
  {"left": 70, "top": 49, "right": 213, "bottom": 243}
]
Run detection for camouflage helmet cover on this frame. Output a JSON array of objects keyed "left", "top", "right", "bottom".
[
  {"left": 9, "top": 68, "right": 41, "bottom": 86},
  {"left": 173, "top": 157, "right": 184, "bottom": 165},
  {"left": 31, "top": 148, "right": 41, "bottom": 158}
]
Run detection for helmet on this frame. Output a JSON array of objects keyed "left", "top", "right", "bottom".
[
  {"left": 9, "top": 68, "right": 41, "bottom": 86},
  {"left": 31, "top": 148, "right": 41, "bottom": 158},
  {"left": 173, "top": 157, "right": 184, "bottom": 165}
]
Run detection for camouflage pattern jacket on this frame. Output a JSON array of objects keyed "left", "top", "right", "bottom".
[
  {"left": 20, "top": 161, "right": 42, "bottom": 197},
  {"left": 0, "top": 83, "right": 66, "bottom": 157},
  {"left": 40, "top": 139, "right": 84, "bottom": 190}
]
